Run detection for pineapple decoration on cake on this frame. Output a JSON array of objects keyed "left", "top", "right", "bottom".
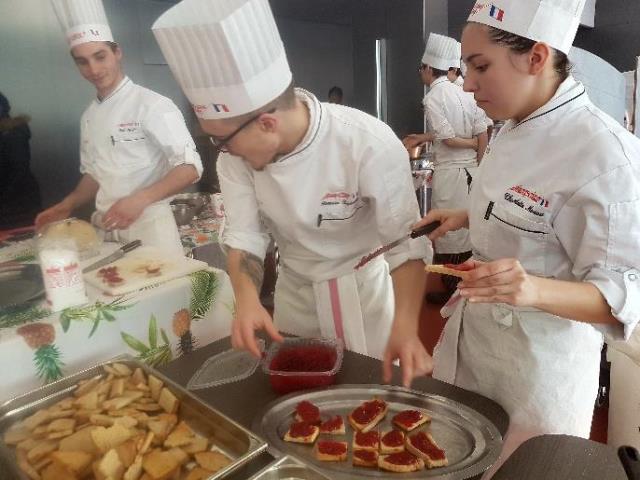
[
  {"left": 172, "top": 308, "right": 198, "bottom": 356},
  {"left": 17, "top": 323, "right": 65, "bottom": 384}
]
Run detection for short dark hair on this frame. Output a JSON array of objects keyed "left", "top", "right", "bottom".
[
  {"left": 226, "top": 81, "right": 297, "bottom": 125},
  {"left": 328, "top": 86, "right": 343, "bottom": 97},
  {"left": 483, "top": 25, "right": 571, "bottom": 81},
  {"left": 106, "top": 41, "right": 119, "bottom": 52},
  {"left": 429, "top": 66, "right": 449, "bottom": 78}
]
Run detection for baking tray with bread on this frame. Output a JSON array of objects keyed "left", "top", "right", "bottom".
[{"left": 0, "top": 356, "right": 267, "bottom": 480}]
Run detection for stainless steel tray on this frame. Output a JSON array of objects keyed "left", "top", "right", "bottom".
[
  {"left": 248, "top": 455, "right": 332, "bottom": 480},
  {"left": 0, "top": 355, "right": 268, "bottom": 480},
  {"left": 253, "top": 384, "right": 503, "bottom": 480}
]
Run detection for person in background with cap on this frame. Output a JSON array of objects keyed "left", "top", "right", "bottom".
[
  {"left": 404, "top": 33, "right": 488, "bottom": 303},
  {"left": 153, "top": 0, "right": 433, "bottom": 387},
  {"left": 416, "top": 0, "right": 640, "bottom": 475},
  {"left": 35, "top": 0, "right": 202, "bottom": 255}
]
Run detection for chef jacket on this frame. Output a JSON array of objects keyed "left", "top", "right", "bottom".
[
  {"left": 423, "top": 77, "right": 487, "bottom": 170},
  {"left": 218, "top": 88, "right": 430, "bottom": 283},
  {"left": 80, "top": 77, "right": 202, "bottom": 214}
]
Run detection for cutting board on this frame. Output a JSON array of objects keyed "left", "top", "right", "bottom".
[{"left": 83, "top": 246, "right": 208, "bottom": 295}]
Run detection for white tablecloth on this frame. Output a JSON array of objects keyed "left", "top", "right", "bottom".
[{"left": 0, "top": 241, "right": 235, "bottom": 403}]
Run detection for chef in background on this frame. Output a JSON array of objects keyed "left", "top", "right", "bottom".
[
  {"left": 153, "top": 0, "right": 432, "bottom": 387},
  {"left": 404, "top": 34, "right": 488, "bottom": 302},
  {"left": 417, "top": 0, "right": 640, "bottom": 475},
  {"left": 36, "top": 0, "right": 202, "bottom": 255}
]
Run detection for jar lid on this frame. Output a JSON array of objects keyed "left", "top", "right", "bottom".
[{"left": 186, "top": 339, "right": 265, "bottom": 390}]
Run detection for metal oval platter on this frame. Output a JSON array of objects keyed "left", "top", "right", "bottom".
[{"left": 254, "top": 384, "right": 503, "bottom": 479}]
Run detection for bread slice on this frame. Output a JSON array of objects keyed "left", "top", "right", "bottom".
[
  {"left": 352, "top": 430, "right": 380, "bottom": 452},
  {"left": 380, "top": 429, "right": 405, "bottom": 454},
  {"left": 378, "top": 451, "right": 425, "bottom": 473},
  {"left": 294, "top": 400, "right": 321, "bottom": 424},
  {"left": 406, "top": 431, "right": 448, "bottom": 468},
  {"left": 392, "top": 409, "right": 431, "bottom": 432},
  {"left": 319, "top": 415, "right": 345, "bottom": 435},
  {"left": 348, "top": 398, "right": 387, "bottom": 432},
  {"left": 352, "top": 449, "right": 378, "bottom": 468},
  {"left": 424, "top": 264, "right": 471, "bottom": 279},
  {"left": 283, "top": 422, "right": 320, "bottom": 444},
  {"left": 314, "top": 441, "right": 348, "bottom": 462}
]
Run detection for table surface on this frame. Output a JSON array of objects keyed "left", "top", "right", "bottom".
[
  {"left": 493, "top": 434, "right": 628, "bottom": 480},
  {"left": 160, "top": 335, "right": 509, "bottom": 479},
  {"left": 159, "top": 337, "right": 628, "bottom": 480}
]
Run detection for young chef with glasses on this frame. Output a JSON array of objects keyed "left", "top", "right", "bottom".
[
  {"left": 36, "top": 0, "right": 202, "bottom": 255},
  {"left": 417, "top": 0, "right": 640, "bottom": 475},
  {"left": 152, "top": 0, "right": 433, "bottom": 387}
]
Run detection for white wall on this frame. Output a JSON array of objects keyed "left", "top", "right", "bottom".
[{"left": 277, "top": 18, "right": 354, "bottom": 104}]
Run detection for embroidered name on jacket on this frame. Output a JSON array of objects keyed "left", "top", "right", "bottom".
[{"left": 504, "top": 185, "right": 549, "bottom": 217}]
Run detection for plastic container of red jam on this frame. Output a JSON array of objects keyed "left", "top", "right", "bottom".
[{"left": 262, "top": 337, "right": 344, "bottom": 394}]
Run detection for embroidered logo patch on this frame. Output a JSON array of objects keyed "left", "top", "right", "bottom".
[{"left": 504, "top": 185, "right": 549, "bottom": 217}]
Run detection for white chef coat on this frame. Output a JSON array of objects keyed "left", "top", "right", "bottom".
[
  {"left": 80, "top": 77, "right": 202, "bottom": 254},
  {"left": 433, "top": 76, "right": 640, "bottom": 476},
  {"left": 424, "top": 76, "right": 487, "bottom": 253},
  {"left": 218, "top": 89, "right": 431, "bottom": 358}
]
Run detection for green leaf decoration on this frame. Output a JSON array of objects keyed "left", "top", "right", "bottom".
[
  {"left": 121, "top": 332, "right": 149, "bottom": 353},
  {"left": 190, "top": 270, "right": 219, "bottom": 320},
  {"left": 59, "top": 296, "right": 135, "bottom": 337},
  {"left": 160, "top": 328, "right": 170, "bottom": 345},
  {"left": 33, "top": 344, "right": 64, "bottom": 384},
  {"left": 0, "top": 305, "right": 51, "bottom": 330},
  {"left": 121, "top": 315, "right": 173, "bottom": 367},
  {"left": 148, "top": 315, "right": 158, "bottom": 349}
]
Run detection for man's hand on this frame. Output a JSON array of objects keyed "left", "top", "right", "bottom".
[
  {"left": 103, "top": 192, "right": 150, "bottom": 230},
  {"left": 231, "top": 300, "right": 284, "bottom": 358},
  {"left": 383, "top": 325, "right": 433, "bottom": 388},
  {"left": 35, "top": 202, "right": 72, "bottom": 229},
  {"left": 458, "top": 259, "right": 540, "bottom": 307},
  {"left": 413, "top": 208, "right": 469, "bottom": 242}
]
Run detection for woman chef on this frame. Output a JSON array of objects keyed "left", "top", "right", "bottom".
[
  {"left": 417, "top": 0, "right": 640, "bottom": 475},
  {"left": 36, "top": 0, "right": 202, "bottom": 255},
  {"left": 152, "top": 0, "right": 433, "bottom": 386}
]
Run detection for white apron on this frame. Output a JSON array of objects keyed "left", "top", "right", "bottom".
[
  {"left": 432, "top": 76, "right": 640, "bottom": 477},
  {"left": 431, "top": 165, "right": 475, "bottom": 253},
  {"left": 273, "top": 256, "right": 394, "bottom": 359}
]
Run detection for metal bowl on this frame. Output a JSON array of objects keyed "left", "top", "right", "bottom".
[
  {"left": 173, "top": 192, "right": 209, "bottom": 216},
  {"left": 171, "top": 203, "right": 196, "bottom": 226}
]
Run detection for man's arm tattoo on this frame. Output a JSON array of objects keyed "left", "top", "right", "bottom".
[{"left": 239, "top": 251, "right": 264, "bottom": 290}]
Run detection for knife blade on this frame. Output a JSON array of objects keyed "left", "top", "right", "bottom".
[
  {"left": 354, "top": 221, "right": 441, "bottom": 270},
  {"left": 82, "top": 240, "right": 142, "bottom": 273}
]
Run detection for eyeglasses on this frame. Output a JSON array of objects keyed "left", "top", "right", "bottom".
[{"left": 209, "top": 108, "right": 276, "bottom": 153}]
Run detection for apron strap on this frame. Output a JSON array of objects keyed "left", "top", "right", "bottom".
[{"left": 313, "top": 272, "right": 368, "bottom": 356}]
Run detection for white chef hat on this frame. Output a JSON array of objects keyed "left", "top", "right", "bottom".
[
  {"left": 51, "top": 0, "right": 114, "bottom": 49},
  {"left": 467, "top": 0, "right": 587, "bottom": 55},
  {"left": 422, "top": 34, "right": 461, "bottom": 71},
  {"left": 152, "top": 0, "right": 293, "bottom": 120}
]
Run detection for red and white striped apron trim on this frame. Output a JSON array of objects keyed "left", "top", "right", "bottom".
[{"left": 328, "top": 278, "right": 345, "bottom": 341}]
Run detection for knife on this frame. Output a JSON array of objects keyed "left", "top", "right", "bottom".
[
  {"left": 354, "top": 221, "right": 441, "bottom": 270},
  {"left": 82, "top": 240, "right": 142, "bottom": 273}
]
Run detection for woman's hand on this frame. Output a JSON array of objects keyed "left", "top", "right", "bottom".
[
  {"left": 413, "top": 209, "right": 469, "bottom": 241},
  {"left": 457, "top": 258, "right": 541, "bottom": 307}
]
